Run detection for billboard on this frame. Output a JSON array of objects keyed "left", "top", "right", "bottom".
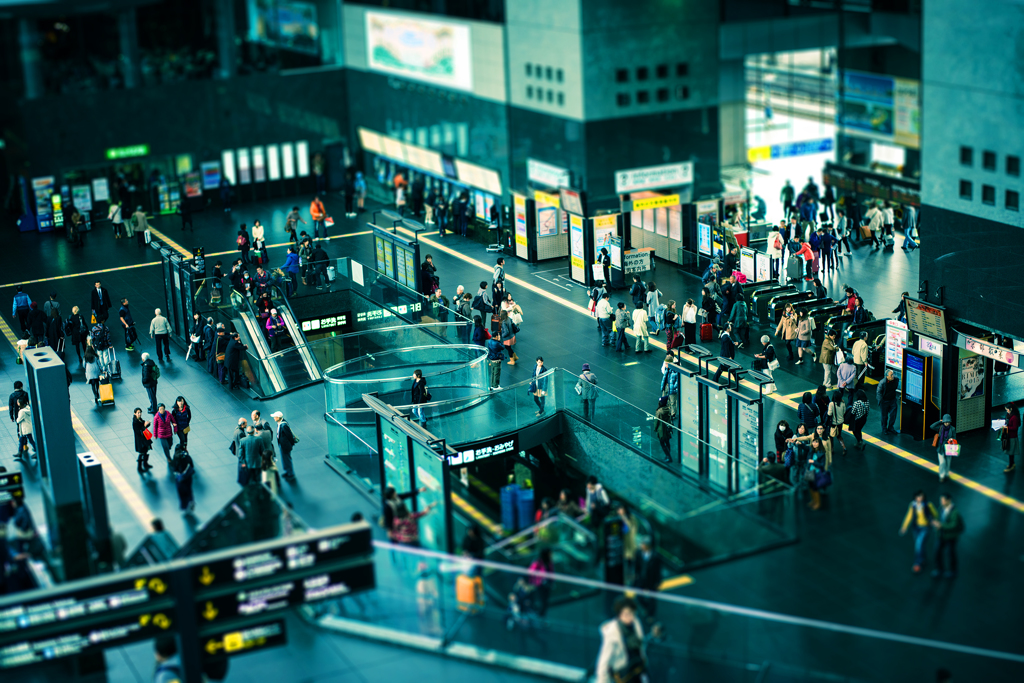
[
  {"left": 839, "top": 71, "right": 921, "bottom": 150},
  {"left": 366, "top": 11, "right": 473, "bottom": 91},
  {"left": 249, "top": 0, "right": 319, "bottom": 55}
]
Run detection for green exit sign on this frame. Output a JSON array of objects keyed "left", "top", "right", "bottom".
[{"left": 105, "top": 144, "right": 149, "bottom": 160}]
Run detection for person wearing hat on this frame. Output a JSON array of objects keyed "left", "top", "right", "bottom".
[
  {"left": 930, "top": 414, "right": 957, "bottom": 482},
  {"left": 576, "top": 363, "right": 599, "bottom": 422},
  {"left": 266, "top": 308, "right": 286, "bottom": 351},
  {"left": 271, "top": 411, "right": 297, "bottom": 481}
]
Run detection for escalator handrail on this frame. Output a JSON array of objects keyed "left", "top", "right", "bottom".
[{"left": 484, "top": 511, "right": 593, "bottom": 555}]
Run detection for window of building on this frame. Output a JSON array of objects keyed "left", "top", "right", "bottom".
[
  {"left": 546, "top": 67, "right": 553, "bottom": 81},
  {"left": 656, "top": 88, "right": 669, "bottom": 103},
  {"left": 983, "top": 151, "right": 997, "bottom": 171},
  {"left": 616, "top": 69, "right": 629, "bottom": 83},
  {"left": 636, "top": 67, "right": 649, "bottom": 81},
  {"left": 557, "top": 92, "right": 564, "bottom": 106},
  {"left": 960, "top": 146, "right": 973, "bottom": 166},
  {"left": 637, "top": 90, "right": 650, "bottom": 104},
  {"left": 982, "top": 184, "right": 995, "bottom": 205},
  {"left": 656, "top": 64, "right": 669, "bottom": 79},
  {"left": 535, "top": 64, "right": 543, "bottom": 79},
  {"left": 1008, "top": 155, "right": 1020, "bottom": 176},
  {"left": 675, "top": 85, "right": 690, "bottom": 100},
  {"left": 547, "top": 89, "right": 554, "bottom": 103},
  {"left": 556, "top": 69, "right": 564, "bottom": 83},
  {"left": 525, "top": 64, "right": 532, "bottom": 77},
  {"left": 959, "top": 180, "right": 972, "bottom": 199},
  {"left": 616, "top": 93, "right": 630, "bottom": 107},
  {"left": 1007, "top": 190, "right": 1020, "bottom": 211},
  {"left": 526, "top": 85, "right": 533, "bottom": 99},
  {"left": 676, "top": 62, "right": 689, "bottom": 77}
]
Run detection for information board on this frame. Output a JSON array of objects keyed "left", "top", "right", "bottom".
[
  {"left": 885, "top": 319, "right": 909, "bottom": 369},
  {"left": 374, "top": 235, "right": 387, "bottom": 274},
  {"left": 707, "top": 387, "right": 729, "bottom": 454},
  {"left": 299, "top": 312, "right": 352, "bottom": 335},
  {"left": 905, "top": 297, "right": 947, "bottom": 342},
  {"left": 755, "top": 252, "right": 771, "bottom": 282},
  {"left": 569, "top": 214, "right": 585, "bottom": 282},
  {"left": 380, "top": 417, "right": 411, "bottom": 494},
  {"left": 593, "top": 214, "right": 617, "bottom": 261},
  {"left": 739, "top": 248, "right": 755, "bottom": 282},
  {"left": 623, "top": 249, "right": 652, "bottom": 275},
  {"left": 412, "top": 441, "right": 448, "bottom": 551},
  {"left": 91, "top": 178, "right": 110, "bottom": 203},
  {"left": 736, "top": 400, "right": 760, "bottom": 492},
  {"left": 698, "top": 223, "right": 712, "bottom": 256},
  {"left": 201, "top": 618, "right": 287, "bottom": 660},
  {"left": 964, "top": 336, "right": 1017, "bottom": 366},
  {"left": 679, "top": 372, "right": 700, "bottom": 475},
  {"left": 904, "top": 353, "right": 925, "bottom": 404},
  {"left": 382, "top": 241, "right": 394, "bottom": 279},
  {"left": 450, "top": 434, "right": 519, "bottom": 466},
  {"left": 535, "top": 191, "right": 559, "bottom": 237}
]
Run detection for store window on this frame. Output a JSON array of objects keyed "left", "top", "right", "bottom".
[
  {"left": 982, "top": 184, "right": 995, "bottom": 205},
  {"left": 959, "top": 180, "right": 972, "bottom": 200},
  {"left": 1007, "top": 190, "right": 1020, "bottom": 211}
]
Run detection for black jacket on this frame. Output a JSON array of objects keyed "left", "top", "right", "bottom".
[
  {"left": 633, "top": 550, "right": 662, "bottom": 591},
  {"left": 720, "top": 332, "right": 735, "bottom": 359},
  {"left": 202, "top": 324, "right": 215, "bottom": 351},
  {"left": 9, "top": 389, "right": 28, "bottom": 422},
  {"left": 27, "top": 309, "right": 47, "bottom": 338},
  {"left": 91, "top": 287, "right": 112, "bottom": 316},
  {"left": 133, "top": 415, "right": 151, "bottom": 452},
  {"left": 311, "top": 246, "right": 329, "bottom": 266},
  {"left": 141, "top": 359, "right": 157, "bottom": 387},
  {"left": 774, "top": 425, "right": 794, "bottom": 458},
  {"left": 66, "top": 313, "right": 87, "bottom": 344},
  {"left": 411, "top": 378, "right": 428, "bottom": 404},
  {"left": 224, "top": 338, "right": 244, "bottom": 370},
  {"left": 277, "top": 421, "right": 296, "bottom": 452}
]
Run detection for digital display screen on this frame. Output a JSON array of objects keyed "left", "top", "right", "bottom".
[
  {"left": 737, "top": 401, "right": 760, "bottom": 492},
  {"left": 698, "top": 223, "right": 712, "bottom": 256},
  {"left": 904, "top": 353, "right": 924, "bottom": 404},
  {"left": 380, "top": 418, "right": 410, "bottom": 494},
  {"left": 413, "top": 441, "right": 447, "bottom": 551}
]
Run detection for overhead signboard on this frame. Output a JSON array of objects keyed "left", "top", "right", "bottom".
[
  {"left": 629, "top": 194, "right": 680, "bottom": 212},
  {"left": 615, "top": 162, "right": 694, "bottom": 194},
  {"left": 300, "top": 312, "right": 353, "bottom": 335},
  {"left": 964, "top": 336, "right": 1017, "bottom": 367},
  {"left": 904, "top": 297, "right": 948, "bottom": 342},
  {"left": 201, "top": 618, "right": 287, "bottom": 660},
  {"left": 358, "top": 128, "right": 384, "bottom": 155},
  {"left": 527, "top": 158, "right": 570, "bottom": 188},
  {"left": 449, "top": 434, "right": 519, "bottom": 466},
  {"left": 105, "top": 144, "right": 149, "bottom": 160},
  {"left": 839, "top": 71, "right": 921, "bottom": 150},
  {"left": 454, "top": 159, "right": 502, "bottom": 195},
  {"left": 623, "top": 249, "right": 652, "bottom": 275},
  {"left": 560, "top": 189, "right": 583, "bottom": 216}
]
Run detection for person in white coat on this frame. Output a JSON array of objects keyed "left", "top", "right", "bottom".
[
  {"left": 596, "top": 598, "right": 654, "bottom": 683},
  {"left": 767, "top": 225, "right": 785, "bottom": 280}
]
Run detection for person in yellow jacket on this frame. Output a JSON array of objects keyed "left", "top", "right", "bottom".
[{"left": 899, "top": 490, "right": 938, "bottom": 573}]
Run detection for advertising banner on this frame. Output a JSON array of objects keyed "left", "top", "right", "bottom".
[
  {"left": 72, "top": 185, "right": 93, "bottom": 213},
  {"left": 958, "top": 356, "right": 984, "bottom": 401},
  {"left": 885, "top": 319, "right": 909, "bottom": 369},
  {"left": 593, "top": 214, "right": 617, "bottom": 261},
  {"left": 513, "top": 193, "right": 528, "bottom": 251},
  {"left": 366, "top": 11, "right": 473, "bottom": 91},
  {"left": 32, "top": 177, "right": 55, "bottom": 217},
  {"left": 201, "top": 162, "right": 222, "bottom": 190},
  {"left": 535, "top": 191, "right": 559, "bottom": 238},
  {"left": 840, "top": 71, "right": 921, "bottom": 150},
  {"left": 569, "top": 214, "right": 585, "bottom": 282}
]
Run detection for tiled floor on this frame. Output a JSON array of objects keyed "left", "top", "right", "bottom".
[{"left": 3, "top": 192, "right": 1023, "bottom": 681}]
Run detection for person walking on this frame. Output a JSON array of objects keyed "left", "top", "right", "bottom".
[
  {"left": 150, "top": 309, "right": 172, "bottom": 362},
  {"left": 8, "top": 382, "right": 28, "bottom": 429},
  {"left": 310, "top": 195, "right": 327, "bottom": 240},
  {"left": 531, "top": 357, "right": 549, "bottom": 416},
  {"left": 410, "top": 369, "right": 429, "bottom": 423},
  {"left": 66, "top": 306, "right": 88, "bottom": 364},
  {"left": 663, "top": 300, "right": 679, "bottom": 348},
  {"left": 285, "top": 206, "right": 306, "bottom": 244},
  {"left": 614, "top": 303, "right": 631, "bottom": 352},
  {"left": 239, "top": 426, "right": 263, "bottom": 486},
  {"left": 1001, "top": 402, "right": 1020, "bottom": 472},
  {"left": 15, "top": 398, "right": 36, "bottom": 462},
  {"left": 826, "top": 391, "right": 848, "bottom": 456},
  {"left": 794, "top": 311, "right": 813, "bottom": 364},
  {"left": 225, "top": 332, "right": 247, "bottom": 389},
  {"left": 485, "top": 332, "right": 505, "bottom": 390},
  {"left": 151, "top": 403, "right": 176, "bottom": 464},
  {"left": 836, "top": 354, "right": 858, "bottom": 403},
  {"left": 596, "top": 292, "right": 614, "bottom": 347},
  {"left": 171, "top": 397, "right": 192, "bottom": 447},
  {"left": 851, "top": 330, "right": 870, "bottom": 391},
  {"left": 849, "top": 390, "right": 870, "bottom": 449},
  {"left": 595, "top": 597, "right": 653, "bottom": 683},
  {"left": 645, "top": 283, "right": 663, "bottom": 336},
  {"left": 118, "top": 298, "right": 138, "bottom": 352},
  {"left": 654, "top": 396, "right": 673, "bottom": 463},
  {"left": 172, "top": 445, "right": 196, "bottom": 513},
  {"left": 930, "top": 415, "right": 957, "bottom": 483},
  {"left": 90, "top": 281, "right": 113, "bottom": 324},
  {"left": 899, "top": 490, "right": 938, "bottom": 573},
  {"left": 576, "top": 363, "right": 598, "bottom": 422},
  {"left": 820, "top": 329, "right": 839, "bottom": 389},
  {"left": 12, "top": 286, "right": 31, "bottom": 333},
  {"left": 631, "top": 303, "right": 650, "bottom": 353},
  {"left": 132, "top": 407, "right": 153, "bottom": 473},
  {"left": 719, "top": 322, "right": 736, "bottom": 361},
  {"left": 932, "top": 493, "right": 964, "bottom": 579},
  {"left": 141, "top": 352, "right": 159, "bottom": 414},
  {"left": 876, "top": 370, "right": 901, "bottom": 435},
  {"left": 236, "top": 224, "right": 251, "bottom": 265},
  {"left": 775, "top": 306, "right": 798, "bottom": 361},
  {"left": 271, "top": 411, "right": 298, "bottom": 481},
  {"left": 310, "top": 242, "right": 329, "bottom": 289},
  {"left": 727, "top": 294, "right": 750, "bottom": 349},
  {"left": 82, "top": 347, "right": 101, "bottom": 403},
  {"left": 498, "top": 311, "right": 519, "bottom": 366},
  {"left": 682, "top": 298, "right": 698, "bottom": 345}
]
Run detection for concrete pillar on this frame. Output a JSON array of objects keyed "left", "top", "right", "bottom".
[
  {"left": 18, "top": 19, "right": 44, "bottom": 100},
  {"left": 118, "top": 8, "right": 142, "bottom": 89},
  {"left": 215, "top": 0, "right": 237, "bottom": 80},
  {"left": 24, "top": 346, "right": 90, "bottom": 581},
  {"left": 718, "top": 58, "right": 747, "bottom": 168}
]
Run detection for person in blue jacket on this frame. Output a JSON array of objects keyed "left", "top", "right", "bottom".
[{"left": 278, "top": 246, "right": 301, "bottom": 297}]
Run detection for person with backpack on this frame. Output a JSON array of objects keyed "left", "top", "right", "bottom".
[
  {"left": 471, "top": 281, "right": 493, "bottom": 318},
  {"left": 797, "top": 392, "right": 819, "bottom": 430},
  {"left": 766, "top": 225, "right": 785, "bottom": 279},
  {"left": 236, "top": 224, "right": 251, "bottom": 264},
  {"left": 576, "top": 363, "right": 599, "bottom": 422},
  {"left": 629, "top": 276, "right": 646, "bottom": 309},
  {"left": 141, "top": 353, "right": 160, "bottom": 414},
  {"left": 899, "top": 490, "right": 938, "bottom": 573},
  {"left": 932, "top": 493, "right": 964, "bottom": 578},
  {"left": 91, "top": 318, "right": 113, "bottom": 370}
]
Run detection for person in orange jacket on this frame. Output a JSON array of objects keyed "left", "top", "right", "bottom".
[
  {"left": 310, "top": 196, "right": 327, "bottom": 240},
  {"left": 792, "top": 236, "right": 815, "bottom": 282}
]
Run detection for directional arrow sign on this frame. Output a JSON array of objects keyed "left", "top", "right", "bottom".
[
  {"left": 202, "top": 602, "right": 218, "bottom": 622},
  {"left": 198, "top": 566, "right": 215, "bottom": 586}
]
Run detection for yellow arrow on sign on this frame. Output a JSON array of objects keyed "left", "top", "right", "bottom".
[
  {"left": 202, "top": 602, "right": 219, "bottom": 621},
  {"left": 198, "top": 566, "right": 215, "bottom": 586},
  {"left": 153, "top": 613, "right": 172, "bottom": 630},
  {"left": 148, "top": 578, "right": 167, "bottom": 594},
  {"left": 204, "top": 639, "right": 223, "bottom": 655}
]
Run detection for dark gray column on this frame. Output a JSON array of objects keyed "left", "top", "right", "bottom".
[
  {"left": 24, "top": 346, "right": 90, "bottom": 581},
  {"left": 215, "top": 0, "right": 237, "bottom": 80},
  {"left": 118, "top": 8, "right": 142, "bottom": 89},
  {"left": 18, "top": 18, "right": 44, "bottom": 100}
]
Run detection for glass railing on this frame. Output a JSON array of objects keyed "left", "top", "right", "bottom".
[
  {"left": 307, "top": 323, "right": 471, "bottom": 373},
  {"left": 307, "top": 543, "right": 1024, "bottom": 682}
]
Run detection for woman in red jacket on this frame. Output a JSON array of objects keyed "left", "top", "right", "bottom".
[
  {"left": 152, "top": 403, "right": 177, "bottom": 465},
  {"left": 792, "top": 237, "right": 815, "bottom": 282}
]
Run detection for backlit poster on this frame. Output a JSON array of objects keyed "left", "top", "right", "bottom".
[
  {"left": 32, "top": 177, "right": 55, "bottom": 217},
  {"left": 281, "top": 143, "right": 296, "bottom": 179},
  {"left": 668, "top": 208, "right": 682, "bottom": 241},
  {"left": 201, "top": 161, "right": 222, "bottom": 190},
  {"left": 252, "top": 146, "right": 266, "bottom": 182},
  {"left": 296, "top": 141, "right": 309, "bottom": 176},
  {"left": 91, "top": 177, "right": 110, "bottom": 203},
  {"left": 380, "top": 418, "right": 411, "bottom": 494},
  {"left": 698, "top": 223, "right": 712, "bottom": 256},
  {"left": 413, "top": 442, "right": 448, "bottom": 552},
  {"left": 535, "top": 191, "right": 559, "bottom": 237},
  {"left": 740, "top": 248, "right": 755, "bottom": 282},
  {"left": 221, "top": 150, "right": 236, "bottom": 185},
  {"left": 885, "top": 319, "right": 909, "bottom": 369},
  {"left": 569, "top": 214, "right": 585, "bottom": 283},
  {"left": 266, "top": 144, "right": 281, "bottom": 181},
  {"left": 72, "top": 185, "right": 92, "bottom": 213},
  {"left": 237, "top": 148, "right": 251, "bottom": 184},
  {"left": 182, "top": 172, "right": 203, "bottom": 198},
  {"left": 593, "top": 214, "right": 617, "bottom": 261},
  {"left": 513, "top": 193, "right": 528, "bottom": 256},
  {"left": 655, "top": 208, "right": 668, "bottom": 236},
  {"left": 366, "top": 11, "right": 473, "bottom": 92},
  {"left": 958, "top": 356, "right": 984, "bottom": 401},
  {"left": 755, "top": 252, "right": 771, "bottom": 282}
]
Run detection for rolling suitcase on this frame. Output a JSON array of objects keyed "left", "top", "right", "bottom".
[
  {"left": 700, "top": 322, "right": 713, "bottom": 342},
  {"left": 109, "top": 348, "right": 122, "bottom": 380},
  {"left": 787, "top": 257, "right": 803, "bottom": 282},
  {"left": 326, "top": 265, "right": 337, "bottom": 283},
  {"left": 98, "top": 375, "right": 115, "bottom": 406},
  {"left": 883, "top": 233, "right": 895, "bottom": 251}
]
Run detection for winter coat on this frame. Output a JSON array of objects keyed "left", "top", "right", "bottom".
[
  {"left": 152, "top": 411, "right": 176, "bottom": 439},
  {"left": 133, "top": 416, "right": 152, "bottom": 452},
  {"left": 775, "top": 314, "right": 798, "bottom": 340}
]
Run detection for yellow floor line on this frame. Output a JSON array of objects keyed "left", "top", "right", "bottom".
[
  {"left": 0, "top": 316, "right": 153, "bottom": 528},
  {"left": 659, "top": 574, "right": 695, "bottom": 590},
  {"left": 1, "top": 262, "right": 160, "bottom": 289},
  {"left": 146, "top": 227, "right": 193, "bottom": 258},
  {"left": 451, "top": 491, "right": 503, "bottom": 536},
  {"left": 405, "top": 230, "right": 1024, "bottom": 515}
]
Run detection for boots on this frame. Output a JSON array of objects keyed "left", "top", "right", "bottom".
[
  {"left": 137, "top": 454, "right": 146, "bottom": 473},
  {"left": 809, "top": 490, "right": 822, "bottom": 510}
]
